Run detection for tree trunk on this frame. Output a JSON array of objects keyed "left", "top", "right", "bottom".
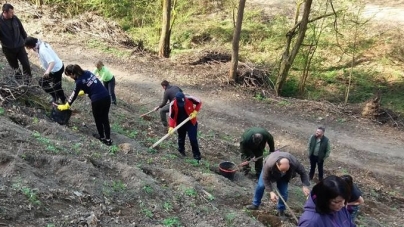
[
  {"left": 159, "top": 0, "right": 171, "bottom": 58},
  {"left": 299, "top": 47, "right": 313, "bottom": 95},
  {"left": 229, "top": 0, "right": 246, "bottom": 81},
  {"left": 275, "top": 0, "right": 313, "bottom": 96}
]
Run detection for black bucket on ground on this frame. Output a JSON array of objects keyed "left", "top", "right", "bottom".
[
  {"left": 50, "top": 107, "right": 72, "bottom": 125},
  {"left": 219, "top": 161, "right": 237, "bottom": 180}
]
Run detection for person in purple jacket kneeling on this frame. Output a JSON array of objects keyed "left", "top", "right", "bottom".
[{"left": 298, "top": 175, "right": 356, "bottom": 227}]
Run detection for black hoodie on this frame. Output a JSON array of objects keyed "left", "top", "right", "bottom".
[{"left": 0, "top": 15, "right": 27, "bottom": 48}]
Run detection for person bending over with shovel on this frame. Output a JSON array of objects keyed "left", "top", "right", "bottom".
[
  {"left": 153, "top": 80, "right": 182, "bottom": 127},
  {"left": 168, "top": 92, "right": 201, "bottom": 163},
  {"left": 240, "top": 127, "right": 275, "bottom": 178},
  {"left": 246, "top": 151, "right": 310, "bottom": 221}
]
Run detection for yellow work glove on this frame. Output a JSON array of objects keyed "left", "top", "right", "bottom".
[
  {"left": 168, "top": 127, "right": 175, "bottom": 135},
  {"left": 189, "top": 110, "right": 198, "bottom": 119},
  {"left": 78, "top": 90, "right": 85, "bottom": 96},
  {"left": 57, "top": 103, "right": 70, "bottom": 111}
]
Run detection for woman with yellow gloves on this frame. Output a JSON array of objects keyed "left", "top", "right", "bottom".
[
  {"left": 168, "top": 92, "right": 202, "bottom": 163},
  {"left": 57, "top": 64, "right": 113, "bottom": 146}
]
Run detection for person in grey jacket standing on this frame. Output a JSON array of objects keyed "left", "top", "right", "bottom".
[
  {"left": 0, "top": 3, "right": 31, "bottom": 79},
  {"left": 153, "top": 80, "right": 182, "bottom": 127},
  {"left": 308, "top": 126, "right": 331, "bottom": 181}
]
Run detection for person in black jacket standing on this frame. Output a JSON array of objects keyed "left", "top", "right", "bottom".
[
  {"left": 0, "top": 4, "right": 31, "bottom": 80},
  {"left": 153, "top": 80, "right": 182, "bottom": 127}
]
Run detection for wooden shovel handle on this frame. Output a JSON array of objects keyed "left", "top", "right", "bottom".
[
  {"left": 149, "top": 116, "right": 192, "bottom": 149},
  {"left": 140, "top": 109, "right": 155, "bottom": 117}
]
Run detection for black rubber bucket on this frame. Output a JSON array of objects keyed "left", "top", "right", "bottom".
[{"left": 219, "top": 161, "right": 237, "bottom": 180}]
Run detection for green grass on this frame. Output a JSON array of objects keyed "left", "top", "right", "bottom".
[
  {"left": 12, "top": 180, "right": 41, "bottom": 206},
  {"left": 163, "top": 201, "right": 173, "bottom": 212},
  {"left": 183, "top": 187, "right": 197, "bottom": 197},
  {"left": 162, "top": 217, "right": 181, "bottom": 227}
]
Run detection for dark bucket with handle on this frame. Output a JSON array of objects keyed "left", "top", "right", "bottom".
[{"left": 219, "top": 161, "right": 237, "bottom": 180}]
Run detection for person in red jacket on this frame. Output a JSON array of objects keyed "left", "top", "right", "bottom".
[{"left": 168, "top": 92, "right": 202, "bottom": 163}]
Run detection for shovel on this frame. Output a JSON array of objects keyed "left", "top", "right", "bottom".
[
  {"left": 239, "top": 156, "right": 263, "bottom": 167},
  {"left": 139, "top": 109, "right": 155, "bottom": 121},
  {"left": 239, "top": 145, "right": 289, "bottom": 167},
  {"left": 275, "top": 188, "right": 299, "bottom": 224},
  {"left": 149, "top": 116, "right": 192, "bottom": 149}
]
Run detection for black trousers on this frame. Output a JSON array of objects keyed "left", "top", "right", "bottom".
[
  {"left": 38, "top": 65, "right": 66, "bottom": 103},
  {"left": 309, "top": 155, "right": 324, "bottom": 181},
  {"left": 240, "top": 147, "right": 264, "bottom": 177},
  {"left": 102, "top": 76, "right": 116, "bottom": 104},
  {"left": 2, "top": 46, "right": 31, "bottom": 76},
  {"left": 177, "top": 121, "right": 201, "bottom": 160},
  {"left": 92, "top": 96, "right": 111, "bottom": 140}
]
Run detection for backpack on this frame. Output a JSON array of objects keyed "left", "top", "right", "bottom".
[{"left": 50, "top": 107, "right": 72, "bottom": 125}]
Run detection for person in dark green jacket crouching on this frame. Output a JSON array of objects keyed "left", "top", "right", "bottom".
[{"left": 240, "top": 127, "right": 275, "bottom": 178}]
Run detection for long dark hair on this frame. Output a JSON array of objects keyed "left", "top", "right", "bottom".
[
  {"left": 65, "top": 64, "right": 85, "bottom": 79},
  {"left": 312, "top": 175, "right": 351, "bottom": 214},
  {"left": 340, "top": 175, "right": 354, "bottom": 191}
]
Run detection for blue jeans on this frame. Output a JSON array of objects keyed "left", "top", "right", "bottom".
[
  {"left": 252, "top": 171, "right": 289, "bottom": 211},
  {"left": 347, "top": 205, "right": 359, "bottom": 221}
]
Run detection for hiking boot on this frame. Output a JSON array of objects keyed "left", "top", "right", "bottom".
[
  {"left": 246, "top": 204, "right": 259, "bottom": 210},
  {"left": 103, "top": 139, "right": 113, "bottom": 146},
  {"left": 92, "top": 133, "right": 105, "bottom": 142},
  {"left": 278, "top": 210, "right": 287, "bottom": 221},
  {"left": 242, "top": 166, "right": 251, "bottom": 175}
]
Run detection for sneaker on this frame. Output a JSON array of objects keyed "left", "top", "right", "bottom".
[
  {"left": 246, "top": 204, "right": 259, "bottom": 210},
  {"left": 103, "top": 139, "right": 113, "bottom": 146},
  {"left": 278, "top": 210, "right": 287, "bottom": 221},
  {"left": 92, "top": 133, "right": 105, "bottom": 142}
]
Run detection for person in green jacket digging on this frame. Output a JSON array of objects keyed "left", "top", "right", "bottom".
[{"left": 240, "top": 127, "right": 275, "bottom": 178}]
